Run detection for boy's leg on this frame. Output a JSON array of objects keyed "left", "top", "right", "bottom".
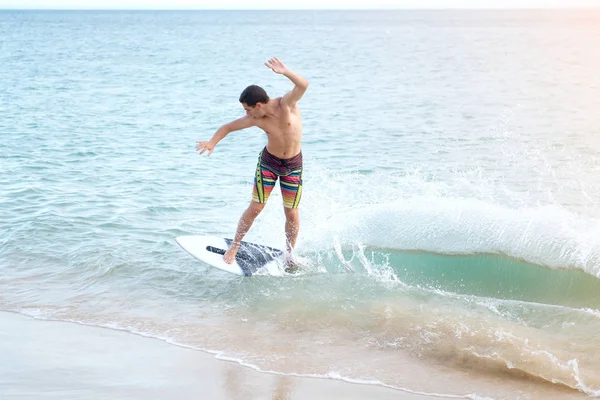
[
  {"left": 223, "top": 201, "right": 266, "bottom": 264},
  {"left": 224, "top": 157, "right": 276, "bottom": 264}
]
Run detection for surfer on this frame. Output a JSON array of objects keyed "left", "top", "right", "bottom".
[{"left": 196, "top": 58, "right": 308, "bottom": 268}]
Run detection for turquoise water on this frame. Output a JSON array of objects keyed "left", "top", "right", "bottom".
[{"left": 2, "top": 9, "right": 600, "bottom": 399}]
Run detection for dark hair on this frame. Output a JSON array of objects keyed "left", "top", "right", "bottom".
[{"left": 239, "top": 85, "right": 269, "bottom": 107}]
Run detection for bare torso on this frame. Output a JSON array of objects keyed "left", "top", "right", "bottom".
[{"left": 254, "top": 97, "right": 302, "bottom": 159}]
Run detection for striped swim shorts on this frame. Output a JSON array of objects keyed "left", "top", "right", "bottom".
[{"left": 252, "top": 147, "right": 303, "bottom": 209}]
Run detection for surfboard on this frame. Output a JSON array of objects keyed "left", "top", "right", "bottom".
[{"left": 175, "top": 235, "right": 285, "bottom": 276}]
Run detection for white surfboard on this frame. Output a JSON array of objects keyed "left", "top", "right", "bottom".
[{"left": 175, "top": 235, "right": 285, "bottom": 276}]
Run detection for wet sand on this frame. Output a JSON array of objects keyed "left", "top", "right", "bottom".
[{"left": 0, "top": 311, "right": 439, "bottom": 399}]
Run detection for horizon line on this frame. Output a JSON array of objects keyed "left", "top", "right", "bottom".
[{"left": 2, "top": 6, "right": 600, "bottom": 10}]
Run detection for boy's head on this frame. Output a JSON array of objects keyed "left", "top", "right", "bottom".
[{"left": 239, "top": 85, "right": 270, "bottom": 118}]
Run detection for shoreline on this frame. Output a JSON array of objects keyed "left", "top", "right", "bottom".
[{"left": 0, "top": 311, "right": 443, "bottom": 399}]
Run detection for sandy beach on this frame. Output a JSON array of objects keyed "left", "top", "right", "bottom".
[{"left": 0, "top": 311, "right": 439, "bottom": 400}]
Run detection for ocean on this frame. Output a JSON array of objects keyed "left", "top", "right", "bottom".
[{"left": 1, "top": 9, "right": 600, "bottom": 399}]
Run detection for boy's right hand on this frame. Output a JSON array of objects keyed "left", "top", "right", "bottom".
[{"left": 196, "top": 141, "right": 215, "bottom": 156}]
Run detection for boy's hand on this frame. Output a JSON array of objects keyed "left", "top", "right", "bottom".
[
  {"left": 196, "top": 141, "right": 215, "bottom": 156},
  {"left": 265, "top": 57, "right": 288, "bottom": 74}
]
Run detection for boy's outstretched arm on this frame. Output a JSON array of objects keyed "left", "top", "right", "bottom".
[
  {"left": 265, "top": 57, "right": 308, "bottom": 106},
  {"left": 196, "top": 116, "right": 255, "bottom": 156}
]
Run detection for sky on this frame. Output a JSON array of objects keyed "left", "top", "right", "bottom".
[{"left": 1, "top": 0, "right": 600, "bottom": 9}]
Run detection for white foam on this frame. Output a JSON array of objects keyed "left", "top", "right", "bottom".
[
  {"left": 213, "top": 355, "right": 477, "bottom": 399},
  {"left": 580, "top": 308, "right": 600, "bottom": 319},
  {"left": 298, "top": 175, "right": 600, "bottom": 277}
]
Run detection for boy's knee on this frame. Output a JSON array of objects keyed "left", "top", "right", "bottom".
[
  {"left": 284, "top": 208, "right": 300, "bottom": 223},
  {"left": 248, "top": 201, "right": 265, "bottom": 216}
]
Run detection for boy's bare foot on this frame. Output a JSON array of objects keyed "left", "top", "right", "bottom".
[
  {"left": 223, "top": 245, "right": 239, "bottom": 264},
  {"left": 283, "top": 252, "right": 299, "bottom": 273},
  {"left": 284, "top": 262, "right": 299, "bottom": 274}
]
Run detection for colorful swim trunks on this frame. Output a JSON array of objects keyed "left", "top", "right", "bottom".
[{"left": 252, "top": 147, "right": 303, "bottom": 209}]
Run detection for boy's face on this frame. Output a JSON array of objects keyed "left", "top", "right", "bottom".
[{"left": 242, "top": 102, "right": 265, "bottom": 119}]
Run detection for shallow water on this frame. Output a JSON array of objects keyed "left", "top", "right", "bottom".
[{"left": 1, "top": 9, "right": 600, "bottom": 399}]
